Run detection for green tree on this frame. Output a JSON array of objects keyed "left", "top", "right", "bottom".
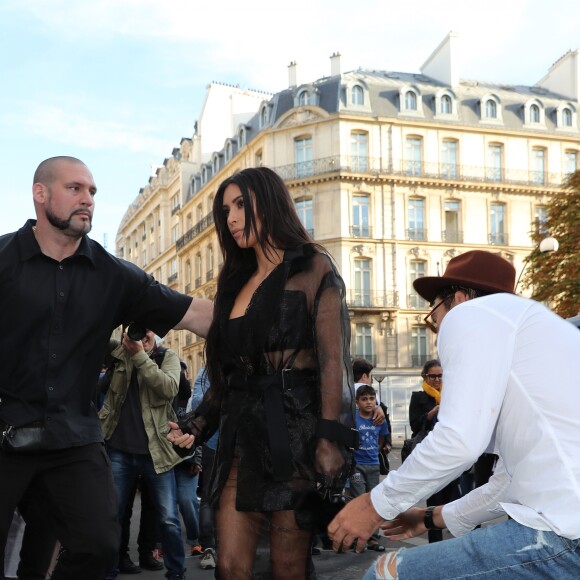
[{"left": 521, "top": 170, "right": 580, "bottom": 318}]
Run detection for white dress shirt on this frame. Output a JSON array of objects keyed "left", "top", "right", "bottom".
[{"left": 370, "top": 293, "right": 580, "bottom": 539}]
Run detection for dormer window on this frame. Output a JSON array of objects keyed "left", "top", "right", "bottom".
[
  {"left": 441, "top": 95, "right": 452, "bottom": 114},
  {"left": 260, "top": 105, "right": 269, "bottom": 128},
  {"left": 556, "top": 105, "right": 577, "bottom": 130},
  {"left": 563, "top": 108, "right": 573, "bottom": 126},
  {"left": 405, "top": 90, "right": 417, "bottom": 111},
  {"left": 524, "top": 99, "right": 545, "bottom": 127},
  {"left": 298, "top": 90, "right": 310, "bottom": 106},
  {"left": 352, "top": 85, "right": 364, "bottom": 106},
  {"left": 481, "top": 94, "right": 502, "bottom": 123}
]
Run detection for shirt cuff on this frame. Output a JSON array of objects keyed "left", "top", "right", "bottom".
[{"left": 370, "top": 481, "right": 400, "bottom": 521}]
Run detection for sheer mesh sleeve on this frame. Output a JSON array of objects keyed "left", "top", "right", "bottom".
[
  {"left": 312, "top": 258, "right": 355, "bottom": 484},
  {"left": 179, "top": 386, "right": 221, "bottom": 444}
]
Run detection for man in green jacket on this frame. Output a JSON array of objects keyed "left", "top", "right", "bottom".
[{"left": 99, "top": 328, "right": 186, "bottom": 580}]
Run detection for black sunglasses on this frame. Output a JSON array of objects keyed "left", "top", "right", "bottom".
[{"left": 425, "top": 373, "right": 443, "bottom": 380}]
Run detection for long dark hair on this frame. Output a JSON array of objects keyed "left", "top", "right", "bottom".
[{"left": 205, "top": 166, "right": 314, "bottom": 390}]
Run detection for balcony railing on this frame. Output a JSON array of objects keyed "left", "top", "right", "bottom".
[
  {"left": 408, "top": 293, "right": 429, "bottom": 310},
  {"left": 176, "top": 212, "right": 214, "bottom": 250},
  {"left": 351, "top": 354, "right": 377, "bottom": 366},
  {"left": 411, "top": 354, "right": 429, "bottom": 367},
  {"left": 488, "top": 232, "right": 510, "bottom": 245},
  {"left": 346, "top": 290, "right": 399, "bottom": 308},
  {"left": 171, "top": 204, "right": 181, "bottom": 215},
  {"left": 167, "top": 272, "right": 178, "bottom": 284},
  {"left": 442, "top": 229, "right": 464, "bottom": 243},
  {"left": 350, "top": 225, "right": 373, "bottom": 238},
  {"left": 195, "top": 276, "right": 202, "bottom": 288},
  {"left": 406, "top": 228, "right": 427, "bottom": 241},
  {"left": 184, "top": 283, "right": 191, "bottom": 294},
  {"left": 206, "top": 269, "right": 214, "bottom": 282},
  {"left": 273, "top": 156, "right": 567, "bottom": 188}
]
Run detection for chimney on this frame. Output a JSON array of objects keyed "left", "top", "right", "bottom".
[
  {"left": 330, "top": 52, "right": 341, "bottom": 76},
  {"left": 288, "top": 61, "right": 298, "bottom": 88}
]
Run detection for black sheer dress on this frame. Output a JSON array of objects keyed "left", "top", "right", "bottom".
[{"left": 181, "top": 245, "right": 356, "bottom": 512}]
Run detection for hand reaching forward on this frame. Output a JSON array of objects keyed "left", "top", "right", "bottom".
[
  {"left": 167, "top": 421, "right": 196, "bottom": 449},
  {"left": 327, "top": 493, "right": 384, "bottom": 553},
  {"left": 380, "top": 507, "right": 428, "bottom": 541}
]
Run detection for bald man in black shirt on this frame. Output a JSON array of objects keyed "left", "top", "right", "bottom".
[{"left": 0, "top": 156, "right": 212, "bottom": 580}]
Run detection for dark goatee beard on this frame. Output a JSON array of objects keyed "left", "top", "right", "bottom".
[{"left": 46, "top": 210, "right": 92, "bottom": 238}]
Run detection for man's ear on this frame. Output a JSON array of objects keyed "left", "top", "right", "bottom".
[
  {"left": 33, "top": 183, "right": 47, "bottom": 204},
  {"left": 454, "top": 290, "right": 470, "bottom": 305}
]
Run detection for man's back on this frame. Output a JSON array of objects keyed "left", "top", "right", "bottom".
[{"left": 438, "top": 293, "right": 580, "bottom": 538}]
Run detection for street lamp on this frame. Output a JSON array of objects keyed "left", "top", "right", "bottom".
[
  {"left": 515, "top": 236, "right": 558, "bottom": 293},
  {"left": 373, "top": 372, "right": 388, "bottom": 407}
]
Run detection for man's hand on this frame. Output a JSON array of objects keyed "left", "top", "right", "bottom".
[
  {"left": 372, "top": 405, "right": 385, "bottom": 426},
  {"left": 327, "top": 493, "right": 384, "bottom": 553},
  {"left": 121, "top": 333, "right": 144, "bottom": 357},
  {"left": 167, "top": 421, "right": 195, "bottom": 449},
  {"left": 380, "top": 507, "right": 428, "bottom": 541}
]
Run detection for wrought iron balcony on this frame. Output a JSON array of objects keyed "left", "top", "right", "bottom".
[
  {"left": 206, "top": 269, "right": 214, "bottom": 282},
  {"left": 273, "top": 156, "right": 567, "bottom": 188},
  {"left": 346, "top": 290, "right": 399, "bottom": 308},
  {"left": 195, "top": 276, "right": 202, "bottom": 288},
  {"left": 408, "top": 293, "right": 429, "bottom": 310},
  {"left": 351, "top": 354, "right": 377, "bottom": 366},
  {"left": 176, "top": 212, "right": 214, "bottom": 250},
  {"left": 406, "top": 228, "right": 427, "bottom": 242},
  {"left": 411, "top": 354, "right": 429, "bottom": 367},
  {"left": 167, "top": 272, "right": 178, "bottom": 284},
  {"left": 442, "top": 229, "right": 464, "bottom": 243},
  {"left": 349, "top": 225, "right": 373, "bottom": 238},
  {"left": 488, "top": 232, "right": 509, "bottom": 245}
]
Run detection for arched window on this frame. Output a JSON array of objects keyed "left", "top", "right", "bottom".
[
  {"left": 562, "top": 107, "right": 573, "bottom": 127},
  {"left": 486, "top": 99, "right": 497, "bottom": 119},
  {"left": 440, "top": 94, "right": 452, "bottom": 114},
  {"left": 352, "top": 85, "right": 364, "bottom": 106},
  {"left": 298, "top": 90, "right": 310, "bottom": 106},
  {"left": 260, "top": 106, "right": 269, "bottom": 128},
  {"left": 405, "top": 90, "right": 417, "bottom": 111},
  {"left": 530, "top": 104, "right": 540, "bottom": 123}
]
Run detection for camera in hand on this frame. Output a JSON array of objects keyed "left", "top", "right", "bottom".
[{"left": 126, "top": 323, "right": 147, "bottom": 341}]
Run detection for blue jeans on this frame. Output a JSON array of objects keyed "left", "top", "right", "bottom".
[
  {"left": 362, "top": 518, "right": 580, "bottom": 579},
  {"left": 107, "top": 448, "right": 185, "bottom": 579},
  {"left": 174, "top": 465, "right": 200, "bottom": 545}
]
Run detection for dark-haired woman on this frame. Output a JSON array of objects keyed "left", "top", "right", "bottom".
[
  {"left": 409, "top": 359, "right": 460, "bottom": 543},
  {"left": 168, "top": 167, "right": 356, "bottom": 579}
]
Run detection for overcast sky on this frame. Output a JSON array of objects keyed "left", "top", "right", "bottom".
[{"left": 1, "top": 0, "right": 578, "bottom": 251}]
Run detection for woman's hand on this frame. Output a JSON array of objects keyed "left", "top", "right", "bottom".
[
  {"left": 427, "top": 405, "right": 440, "bottom": 421},
  {"left": 314, "top": 438, "right": 345, "bottom": 477},
  {"left": 167, "top": 421, "right": 196, "bottom": 449},
  {"left": 380, "top": 507, "right": 427, "bottom": 541}
]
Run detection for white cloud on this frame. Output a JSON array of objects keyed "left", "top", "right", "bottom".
[{"left": 2, "top": 101, "right": 173, "bottom": 154}]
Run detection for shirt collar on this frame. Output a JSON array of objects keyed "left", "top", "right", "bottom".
[{"left": 18, "top": 219, "right": 96, "bottom": 266}]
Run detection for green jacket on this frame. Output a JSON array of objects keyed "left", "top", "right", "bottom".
[{"left": 99, "top": 341, "right": 183, "bottom": 474}]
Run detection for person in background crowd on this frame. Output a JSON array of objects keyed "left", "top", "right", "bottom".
[
  {"left": 168, "top": 167, "right": 357, "bottom": 579},
  {"left": 173, "top": 361, "right": 203, "bottom": 557},
  {"left": 409, "top": 359, "right": 460, "bottom": 542},
  {"left": 0, "top": 156, "right": 212, "bottom": 579},
  {"left": 350, "top": 385, "right": 388, "bottom": 552},
  {"left": 329, "top": 250, "right": 580, "bottom": 579},
  {"left": 99, "top": 329, "right": 187, "bottom": 580},
  {"left": 187, "top": 368, "right": 219, "bottom": 570}
]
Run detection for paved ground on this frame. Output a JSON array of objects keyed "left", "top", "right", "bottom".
[{"left": 125, "top": 446, "right": 450, "bottom": 579}]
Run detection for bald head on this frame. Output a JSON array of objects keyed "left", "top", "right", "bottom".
[{"left": 33, "top": 156, "right": 87, "bottom": 186}]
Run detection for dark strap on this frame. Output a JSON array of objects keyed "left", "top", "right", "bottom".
[{"left": 315, "top": 419, "right": 359, "bottom": 450}]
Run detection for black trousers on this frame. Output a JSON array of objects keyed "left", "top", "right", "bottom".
[{"left": 0, "top": 443, "right": 120, "bottom": 579}]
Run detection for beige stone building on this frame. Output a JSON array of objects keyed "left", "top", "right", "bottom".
[{"left": 116, "top": 34, "right": 580, "bottom": 438}]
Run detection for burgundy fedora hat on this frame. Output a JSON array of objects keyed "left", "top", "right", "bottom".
[{"left": 413, "top": 250, "right": 516, "bottom": 304}]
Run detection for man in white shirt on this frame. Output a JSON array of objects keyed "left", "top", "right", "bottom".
[{"left": 328, "top": 250, "right": 580, "bottom": 579}]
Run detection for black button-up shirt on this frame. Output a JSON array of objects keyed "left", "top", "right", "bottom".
[{"left": 0, "top": 220, "right": 192, "bottom": 449}]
